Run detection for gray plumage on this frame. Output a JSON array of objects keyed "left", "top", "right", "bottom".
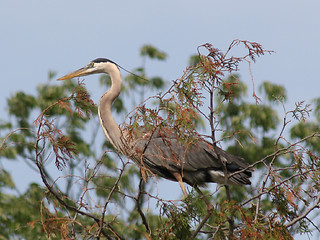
[{"left": 131, "top": 127, "right": 252, "bottom": 187}]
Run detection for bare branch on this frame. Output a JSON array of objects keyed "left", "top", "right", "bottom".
[{"left": 285, "top": 195, "right": 320, "bottom": 228}]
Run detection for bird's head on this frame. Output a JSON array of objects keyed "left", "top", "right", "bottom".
[{"left": 57, "top": 58, "right": 119, "bottom": 81}]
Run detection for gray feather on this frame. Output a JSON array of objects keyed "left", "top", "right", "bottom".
[{"left": 131, "top": 127, "right": 252, "bottom": 186}]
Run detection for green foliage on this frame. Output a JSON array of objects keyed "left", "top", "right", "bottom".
[
  {"left": 217, "top": 76, "right": 280, "bottom": 136},
  {"left": 313, "top": 97, "right": 320, "bottom": 120},
  {"left": 158, "top": 202, "right": 193, "bottom": 239},
  {"left": 0, "top": 168, "right": 15, "bottom": 188},
  {"left": 140, "top": 44, "right": 167, "bottom": 60},
  {"left": 0, "top": 183, "right": 59, "bottom": 240},
  {"left": 8, "top": 92, "right": 37, "bottom": 129},
  {"left": 291, "top": 121, "right": 320, "bottom": 152},
  {"left": 260, "top": 81, "right": 287, "bottom": 102},
  {"left": 189, "top": 54, "right": 201, "bottom": 67},
  {"left": 155, "top": 191, "right": 209, "bottom": 240}
]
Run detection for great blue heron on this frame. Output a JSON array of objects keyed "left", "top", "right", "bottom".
[{"left": 57, "top": 58, "right": 252, "bottom": 197}]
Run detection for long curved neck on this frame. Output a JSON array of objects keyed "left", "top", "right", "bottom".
[{"left": 98, "top": 67, "right": 124, "bottom": 152}]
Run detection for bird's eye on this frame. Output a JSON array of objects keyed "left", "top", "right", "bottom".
[{"left": 87, "top": 62, "right": 94, "bottom": 68}]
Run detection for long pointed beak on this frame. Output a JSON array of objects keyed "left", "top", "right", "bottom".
[{"left": 57, "top": 67, "right": 89, "bottom": 81}]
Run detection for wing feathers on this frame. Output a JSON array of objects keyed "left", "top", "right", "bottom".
[{"left": 132, "top": 129, "right": 252, "bottom": 186}]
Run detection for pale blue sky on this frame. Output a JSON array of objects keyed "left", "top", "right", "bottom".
[
  {"left": 1, "top": 1, "right": 320, "bottom": 238},
  {"left": 2, "top": 0, "right": 320, "bottom": 110}
]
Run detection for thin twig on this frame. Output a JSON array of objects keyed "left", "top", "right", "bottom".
[
  {"left": 285, "top": 195, "right": 320, "bottom": 228},
  {"left": 136, "top": 177, "right": 151, "bottom": 235},
  {"left": 97, "top": 155, "right": 128, "bottom": 239},
  {"left": 191, "top": 186, "right": 213, "bottom": 239}
]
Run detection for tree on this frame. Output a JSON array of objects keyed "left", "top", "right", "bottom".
[{"left": 0, "top": 41, "right": 319, "bottom": 239}]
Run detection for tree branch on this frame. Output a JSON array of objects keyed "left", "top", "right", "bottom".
[
  {"left": 285, "top": 195, "right": 320, "bottom": 228},
  {"left": 136, "top": 177, "right": 151, "bottom": 235}
]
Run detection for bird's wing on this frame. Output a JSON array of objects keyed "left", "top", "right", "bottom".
[
  {"left": 129, "top": 127, "right": 252, "bottom": 185},
  {"left": 132, "top": 128, "right": 249, "bottom": 173}
]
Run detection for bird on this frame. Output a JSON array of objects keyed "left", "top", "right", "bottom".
[{"left": 57, "top": 58, "right": 252, "bottom": 197}]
